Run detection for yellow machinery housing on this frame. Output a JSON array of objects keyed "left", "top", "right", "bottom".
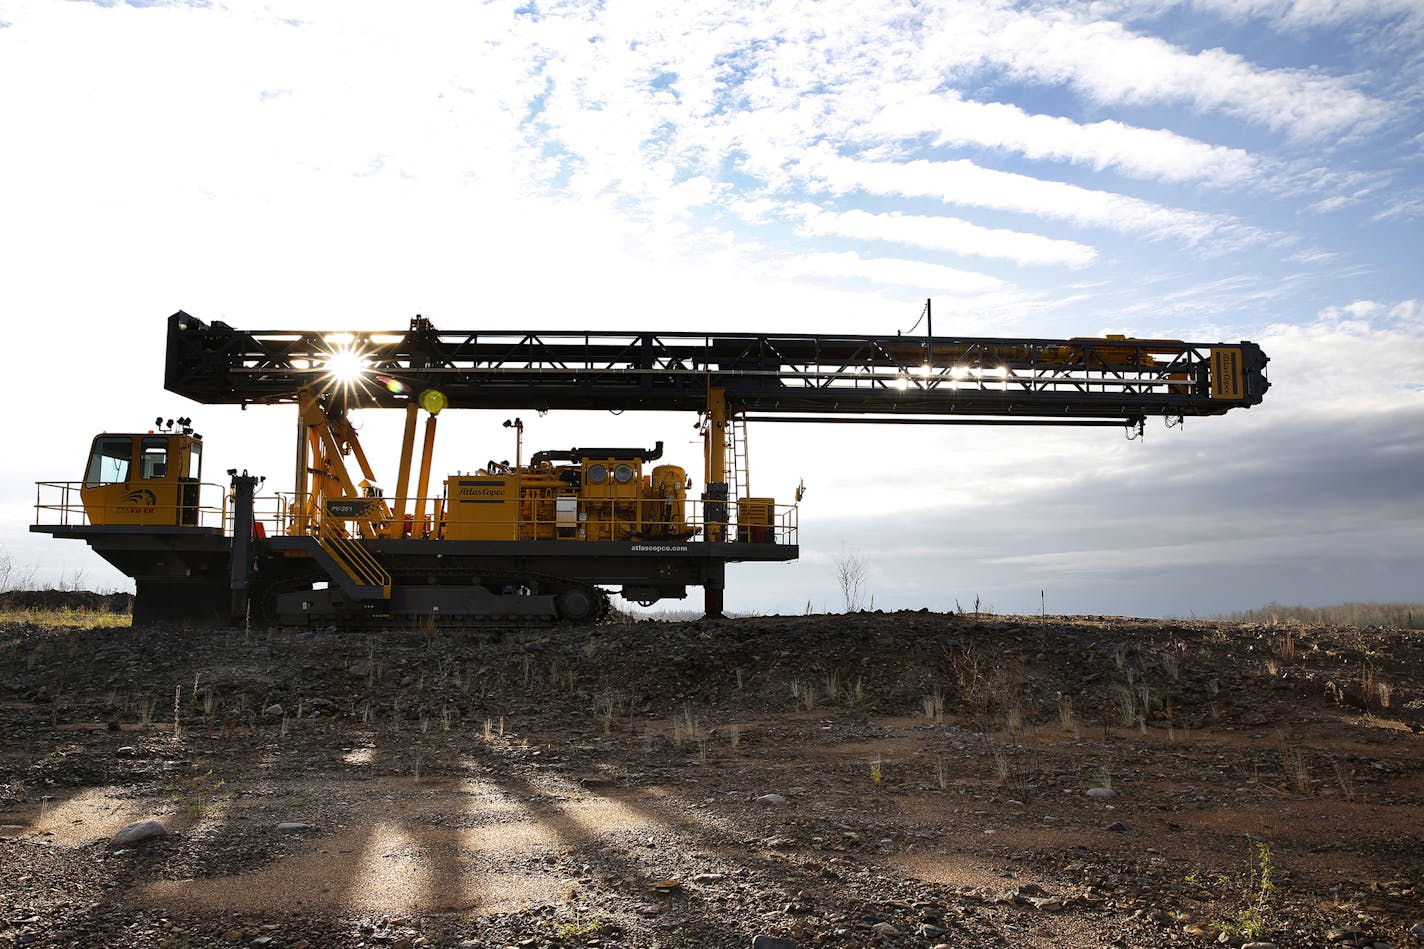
[
  {"left": 443, "top": 456, "right": 693, "bottom": 543},
  {"left": 736, "top": 497, "right": 776, "bottom": 543},
  {"left": 444, "top": 476, "right": 519, "bottom": 541}
]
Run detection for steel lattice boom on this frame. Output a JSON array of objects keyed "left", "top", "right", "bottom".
[{"left": 164, "top": 311, "right": 1268, "bottom": 424}]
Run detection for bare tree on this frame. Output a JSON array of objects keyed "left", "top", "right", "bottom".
[
  {"left": 836, "top": 548, "right": 868, "bottom": 612},
  {"left": 0, "top": 549, "right": 38, "bottom": 593}
]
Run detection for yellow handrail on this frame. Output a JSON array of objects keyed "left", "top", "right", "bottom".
[{"left": 316, "top": 519, "right": 392, "bottom": 598}]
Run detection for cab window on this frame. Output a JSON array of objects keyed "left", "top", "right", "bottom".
[
  {"left": 140, "top": 436, "right": 169, "bottom": 479},
  {"left": 85, "top": 437, "right": 133, "bottom": 487},
  {"left": 187, "top": 440, "right": 202, "bottom": 479}
]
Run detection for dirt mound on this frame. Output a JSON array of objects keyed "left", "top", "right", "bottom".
[{"left": 0, "top": 588, "right": 133, "bottom": 613}]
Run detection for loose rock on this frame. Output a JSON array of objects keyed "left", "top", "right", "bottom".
[
  {"left": 108, "top": 819, "right": 167, "bottom": 848},
  {"left": 752, "top": 937, "right": 796, "bottom": 949}
]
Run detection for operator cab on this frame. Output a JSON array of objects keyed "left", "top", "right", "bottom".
[{"left": 81, "top": 421, "right": 202, "bottom": 526}]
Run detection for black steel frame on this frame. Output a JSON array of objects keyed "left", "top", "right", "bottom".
[{"left": 165, "top": 312, "right": 1268, "bottom": 423}]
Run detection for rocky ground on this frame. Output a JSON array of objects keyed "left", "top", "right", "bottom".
[{"left": 2, "top": 603, "right": 1422, "bottom": 949}]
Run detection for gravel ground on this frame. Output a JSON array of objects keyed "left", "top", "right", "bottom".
[{"left": 2, "top": 607, "right": 1422, "bottom": 948}]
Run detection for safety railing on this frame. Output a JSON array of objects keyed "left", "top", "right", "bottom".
[
  {"left": 434, "top": 497, "right": 799, "bottom": 546},
  {"left": 37, "top": 481, "right": 798, "bottom": 546},
  {"left": 222, "top": 492, "right": 299, "bottom": 540},
  {"left": 33, "top": 481, "right": 229, "bottom": 529}
]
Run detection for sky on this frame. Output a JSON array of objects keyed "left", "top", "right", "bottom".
[{"left": 1, "top": 0, "right": 1421, "bottom": 618}]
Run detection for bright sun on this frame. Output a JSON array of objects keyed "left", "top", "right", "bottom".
[{"left": 325, "top": 347, "right": 367, "bottom": 384}]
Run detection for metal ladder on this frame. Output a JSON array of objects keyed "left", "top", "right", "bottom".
[{"left": 726, "top": 414, "right": 750, "bottom": 501}]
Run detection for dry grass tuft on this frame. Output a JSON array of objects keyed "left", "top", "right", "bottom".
[
  {"left": 1116, "top": 688, "right": 1136, "bottom": 729},
  {"left": 922, "top": 686, "right": 945, "bottom": 723},
  {"left": 1360, "top": 662, "right": 1378, "bottom": 705},
  {"left": 1275, "top": 733, "right": 1313, "bottom": 796},
  {"left": 990, "top": 744, "right": 1011, "bottom": 785},
  {"left": 1004, "top": 700, "right": 1024, "bottom": 736},
  {"left": 1057, "top": 694, "right": 1075, "bottom": 733},
  {"left": 1329, "top": 757, "right": 1356, "bottom": 801},
  {"left": 1375, "top": 681, "right": 1391, "bottom": 709}
]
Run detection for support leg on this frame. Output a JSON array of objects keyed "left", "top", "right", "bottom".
[
  {"left": 229, "top": 471, "right": 260, "bottom": 622},
  {"left": 703, "top": 561, "right": 725, "bottom": 618},
  {"left": 703, "top": 586, "right": 724, "bottom": 619}
]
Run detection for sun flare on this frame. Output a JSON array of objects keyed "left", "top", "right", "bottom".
[{"left": 325, "top": 347, "right": 367, "bottom": 384}]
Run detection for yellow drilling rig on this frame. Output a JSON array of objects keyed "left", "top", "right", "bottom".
[{"left": 33, "top": 309, "right": 1268, "bottom": 625}]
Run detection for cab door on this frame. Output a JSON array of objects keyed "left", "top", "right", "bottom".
[{"left": 172, "top": 435, "right": 202, "bottom": 525}]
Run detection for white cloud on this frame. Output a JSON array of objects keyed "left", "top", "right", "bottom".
[
  {"left": 725, "top": 197, "right": 781, "bottom": 226},
  {"left": 1308, "top": 195, "right": 1350, "bottom": 213},
  {"left": 867, "top": 95, "right": 1262, "bottom": 186},
  {"left": 1373, "top": 193, "right": 1424, "bottom": 223},
  {"left": 791, "top": 205, "right": 1098, "bottom": 268},
  {"left": 941, "top": 2, "right": 1390, "bottom": 140},
  {"left": 1286, "top": 248, "right": 1339, "bottom": 265},
  {"left": 776, "top": 251, "right": 1007, "bottom": 294},
  {"left": 1148, "top": 0, "right": 1424, "bottom": 30},
  {"left": 1261, "top": 299, "right": 1424, "bottom": 412},
  {"left": 1341, "top": 300, "right": 1385, "bottom": 319},
  {"left": 1108, "top": 269, "right": 1315, "bottom": 323},
  {"left": 0, "top": 0, "right": 1385, "bottom": 267},
  {"left": 793, "top": 148, "right": 1250, "bottom": 244}
]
